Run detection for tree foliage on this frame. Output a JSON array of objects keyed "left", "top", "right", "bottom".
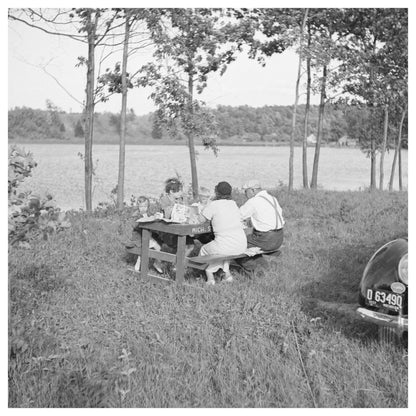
[
  {"left": 334, "top": 9, "right": 408, "bottom": 149},
  {"left": 332, "top": 8, "right": 408, "bottom": 190},
  {"left": 135, "top": 8, "right": 248, "bottom": 196},
  {"left": 8, "top": 145, "right": 71, "bottom": 247}
]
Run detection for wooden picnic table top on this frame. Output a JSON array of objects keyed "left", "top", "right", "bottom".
[{"left": 137, "top": 220, "right": 212, "bottom": 236}]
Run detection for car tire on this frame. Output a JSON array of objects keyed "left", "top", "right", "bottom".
[{"left": 378, "top": 326, "right": 400, "bottom": 346}]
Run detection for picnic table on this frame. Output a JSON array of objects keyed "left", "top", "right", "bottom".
[{"left": 137, "top": 220, "right": 212, "bottom": 283}]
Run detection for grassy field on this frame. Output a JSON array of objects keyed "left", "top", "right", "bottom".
[{"left": 8, "top": 189, "right": 408, "bottom": 408}]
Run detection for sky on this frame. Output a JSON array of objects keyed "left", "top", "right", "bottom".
[
  {"left": 8, "top": 2, "right": 412, "bottom": 116},
  {"left": 6, "top": 5, "right": 325, "bottom": 116}
]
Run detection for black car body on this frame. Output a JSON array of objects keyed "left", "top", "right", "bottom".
[{"left": 357, "top": 238, "right": 408, "bottom": 343}]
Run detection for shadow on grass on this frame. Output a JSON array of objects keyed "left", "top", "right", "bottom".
[{"left": 298, "top": 242, "right": 380, "bottom": 343}]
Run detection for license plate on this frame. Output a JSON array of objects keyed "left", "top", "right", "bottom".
[{"left": 366, "top": 289, "right": 403, "bottom": 312}]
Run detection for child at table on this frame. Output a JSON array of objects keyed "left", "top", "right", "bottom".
[
  {"left": 157, "top": 178, "right": 208, "bottom": 259},
  {"left": 159, "top": 177, "right": 188, "bottom": 219},
  {"left": 125, "top": 196, "right": 163, "bottom": 273},
  {"left": 156, "top": 177, "right": 193, "bottom": 248}
]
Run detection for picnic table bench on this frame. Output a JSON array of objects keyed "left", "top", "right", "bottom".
[
  {"left": 186, "top": 250, "right": 281, "bottom": 271},
  {"left": 135, "top": 220, "right": 280, "bottom": 284}
]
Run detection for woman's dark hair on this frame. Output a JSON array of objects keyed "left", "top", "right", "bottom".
[
  {"left": 214, "top": 181, "right": 232, "bottom": 200},
  {"left": 164, "top": 177, "right": 183, "bottom": 193}
]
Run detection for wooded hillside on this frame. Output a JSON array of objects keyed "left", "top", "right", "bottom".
[{"left": 8, "top": 104, "right": 350, "bottom": 144}]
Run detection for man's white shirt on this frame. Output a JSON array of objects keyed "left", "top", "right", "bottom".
[{"left": 240, "top": 190, "right": 284, "bottom": 232}]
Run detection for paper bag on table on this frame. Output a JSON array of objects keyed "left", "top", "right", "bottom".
[{"left": 168, "top": 203, "right": 200, "bottom": 224}]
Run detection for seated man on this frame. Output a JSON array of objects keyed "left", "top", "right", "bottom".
[{"left": 238, "top": 179, "right": 284, "bottom": 272}]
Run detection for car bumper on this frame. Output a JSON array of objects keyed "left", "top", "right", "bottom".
[{"left": 356, "top": 307, "right": 408, "bottom": 333}]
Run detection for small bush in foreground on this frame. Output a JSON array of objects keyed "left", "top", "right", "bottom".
[{"left": 8, "top": 145, "right": 71, "bottom": 247}]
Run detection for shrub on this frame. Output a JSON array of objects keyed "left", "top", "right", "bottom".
[
  {"left": 8, "top": 145, "right": 37, "bottom": 193},
  {"left": 8, "top": 145, "right": 71, "bottom": 247}
]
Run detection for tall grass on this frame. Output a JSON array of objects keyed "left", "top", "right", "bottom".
[{"left": 8, "top": 189, "right": 408, "bottom": 407}]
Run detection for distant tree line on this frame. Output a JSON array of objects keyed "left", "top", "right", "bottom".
[
  {"left": 8, "top": 105, "right": 152, "bottom": 143},
  {"left": 212, "top": 104, "right": 348, "bottom": 143},
  {"left": 8, "top": 106, "right": 66, "bottom": 141},
  {"left": 10, "top": 102, "right": 403, "bottom": 146}
]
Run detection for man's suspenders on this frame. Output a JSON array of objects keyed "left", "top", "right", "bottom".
[{"left": 258, "top": 195, "right": 283, "bottom": 230}]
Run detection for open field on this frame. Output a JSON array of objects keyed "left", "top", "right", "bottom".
[
  {"left": 15, "top": 143, "right": 408, "bottom": 211},
  {"left": 8, "top": 189, "right": 408, "bottom": 407}
]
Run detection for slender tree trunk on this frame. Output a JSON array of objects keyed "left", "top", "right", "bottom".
[
  {"left": 117, "top": 15, "right": 130, "bottom": 210},
  {"left": 310, "top": 65, "right": 327, "bottom": 189},
  {"left": 8, "top": 262, "right": 11, "bottom": 358},
  {"left": 370, "top": 130, "right": 376, "bottom": 190},
  {"left": 389, "top": 135, "right": 398, "bottom": 191},
  {"left": 369, "top": 38, "right": 377, "bottom": 191},
  {"left": 289, "top": 8, "right": 308, "bottom": 191},
  {"left": 389, "top": 107, "right": 406, "bottom": 191},
  {"left": 302, "top": 24, "right": 311, "bottom": 189},
  {"left": 187, "top": 72, "right": 199, "bottom": 199},
  {"left": 398, "top": 145, "right": 403, "bottom": 190},
  {"left": 84, "top": 12, "right": 97, "bottom": 212},
  {"left": 379, "top": 104, "right": 389, "bottom": 190}
]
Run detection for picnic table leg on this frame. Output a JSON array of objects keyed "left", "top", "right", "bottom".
[
  {"left": 140, "top": 229, "right": 151, "bottom": 280},
  {"left": 175, "top": 235, "right": 186, "bottom": 284}
]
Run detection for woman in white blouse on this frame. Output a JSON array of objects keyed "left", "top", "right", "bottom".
[{"left": 199, "top": 181, "right": 247, "bottom": 285}]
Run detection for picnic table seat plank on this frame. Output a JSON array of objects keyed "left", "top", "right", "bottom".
[
  {"left": 186, "top": 249, "right": 281, "bottom": 266},
  {"left": 147, "top": 249, "right": 177, "bottom": 263}
]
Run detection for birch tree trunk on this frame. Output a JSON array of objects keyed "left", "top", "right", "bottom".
[
  {"left": 302, "top": 25, "right": 311, "bottom": 189},
  {"left": 370, "top": 128, "right": 377, "bottom": 190},
  {"left": 368, "top": 38, "right": 378, "bottom": 191},
  {"left": 187, "top": 70, "right": 199, "bottom": 199},
  {"left": 379, "top": 104, "right": 389, "bottom": 190},
  {"left": 310, "top": 65, "right": 327, "bottom": 189},
  {"left": 289, "top": 8, "right": 308, "bottom": 191},
  {"left": 84, "top": 12, "right": 97, "bottom": 212},
  {"left": 117, "top": 15, "right": 131, "bottom": 209},
  {"left": 398, "top": 141, "right": 403, "bottom": 191},
  {"left": 389, "top": 107, "right": 406, "bottom": 191}
]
